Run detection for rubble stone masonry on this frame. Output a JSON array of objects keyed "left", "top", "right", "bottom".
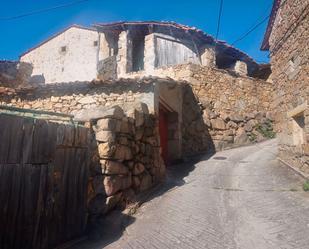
[
  {"left": 268, "top": 0, "right": 309, "bottom": 175},
  {"left": 0, "top": 80, "right": 155, "bottom": 115},
  {"left": 0, "top": 64, "right": 275, "bottom": 154},
  {"left": 77, "top": 105, "right": 165, "bottom": 225},
  {"left": 132, "top": 64, "right": 275, "bottom": 152}
]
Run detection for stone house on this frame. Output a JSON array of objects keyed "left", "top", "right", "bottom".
[
  {"left": 94, "top": 21, "right": 260, "bottom": 80},
  {"left": 20, "top": 25, "right": 100, "bottom": 84},
  {"left": 20, "top": 21, "right": 262, "bottom": 84},
  {"left": 261, "top": 0, "right": 309, "bottom": 176}
]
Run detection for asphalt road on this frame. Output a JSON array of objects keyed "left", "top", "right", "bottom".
[{"left": 74, "top": 139, "right": 309, "bottom": 249}]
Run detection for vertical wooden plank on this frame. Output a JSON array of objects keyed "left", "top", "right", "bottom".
[
  {"left": 0, "top": 115, "right": 14, "bottom": 163},
  {"left": 0, "top": 115, "right": 90, "bottom": 249},
  {"left": 5, "top": 164, "right": 23, "bottom": 249},
  {"left": 51, "top": 148, "right": 66, "bottom": 246},
  {"left": 13, "top": 163, "right": 27, "bottom": 249},
  {"left": 22, "top": 118, "right": 35, "bottom": 164},
  {"left": 7, "top": 116, "right": 24, "bottom": 164},
  {"left": 63, "top": 124, "right": 75, "bottom": 147},
  {"left": 0, "top": 164, "right": 14, "bottom": 248},
  {"left": 46, "top": 121, "right": 58, "bottom": 162},
  {"left": 56, "top": 124, "right": 66, "bottom": 146},
  {"left": 21, "top": 164, "right": 41, "bottom": 249},
  {"left": 32, "top": 165, "right": 48, "bottom": 249},
  {"left": 31, "top": 119, "right": 49, "bottom": 164},
  {"left": 63, "top": 148, "right": 75, "bottom": 242},
  {"left": 76, "top": 149, "right": 89, "bottom": 235}
]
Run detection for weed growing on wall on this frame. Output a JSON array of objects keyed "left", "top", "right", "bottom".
[
  {"left": 255, "top": 119, "right": 276, "bottom": 139},
  {"left": 303, "top": 181, "right": 309, "bottom": 192}
]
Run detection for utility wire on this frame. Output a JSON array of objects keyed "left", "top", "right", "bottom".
[
  {"left": 230, "top": 0, "right": 288, "bottom": 46},
  {"left": 215, "top": 0, "right": 224, "bottom": 41},
  {"left": 231, "top": 15, "right": 270, "bottom": 46},
  {"left": 0, "top": 0, "right": 92, "bottom": 21}
]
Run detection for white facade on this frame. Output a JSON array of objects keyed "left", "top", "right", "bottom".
[{"left": 20, "top": 26, "right": 100, "bottom": 84}]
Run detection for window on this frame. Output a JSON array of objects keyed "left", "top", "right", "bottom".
[
  {"left": 131, "top": 34, "right": 145, "bottom": 72},
  {"left": 61, "top": 46, "right": 67, "bottom": 53},
  {"left": 93, "top": 41, "right": 98, "bottom": 47}
]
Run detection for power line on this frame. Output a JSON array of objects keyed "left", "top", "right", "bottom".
[
  {"left": 215, "top": 0, "right": 224, "bottom": 41},
  {"left": 0, "top": 0, "right": 92, "bottom": 21},
  {"left": 231, "top": 15, "right": 270, "bottom": 46},
  {"left": 231, "top": 0, "right": 288, "bottom": 46}
]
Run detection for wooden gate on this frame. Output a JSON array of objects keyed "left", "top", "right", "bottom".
[{"left": 0, "top": 110, "right": 90, "bottom": 249}]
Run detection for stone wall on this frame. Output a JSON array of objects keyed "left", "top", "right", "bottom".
[
  {"left": 0, "top": 79, "right": 155, "bottom": 115},
  {"left": 268, "top": 0, "right": 309, "bottom": 176},
  {"left": 0, "top": 66, "right": 276, "bottom": 155},
  {"left": 189, "top": 65, "right": 275, "bottom": 151},
  {"left": 0, "top": 82, "right": 166, "bottom": 231},
  {"left": 149, "top": 64, "right": 275, "bottom": 152},
  {"left": 81, "top": 105, "right": 165, "bottom": 224},
  {"left": 0, "top": 60, "right": 32, "bottom": 87},
  {"left": 97, "top": 56, "right": 117, "bottom": 81}
]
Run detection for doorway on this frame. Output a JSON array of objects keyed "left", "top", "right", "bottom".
[{"left": 159, "top": 104, "right": 169, "bottom": 165}]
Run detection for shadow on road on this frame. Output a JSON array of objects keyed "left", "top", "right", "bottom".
[{"left": 71, "top": 152, "right": 214, "bottom": 249}]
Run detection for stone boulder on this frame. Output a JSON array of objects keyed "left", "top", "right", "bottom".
[
  {"left": 229, "top": 114, "right": 245, "bottom": 123},
  {"left": 95, "top": 118, "right": 120, "bottom": 132},
  {"left": 114, "top": 145, "right": 133, "bottom": 161},
  {"left": 96, "top": 130, "right": 115, "bottom": 143},
  {"left": 101, "top": 160, "right": 129, "bottom": 175},
  {"left": 234, "top": 128, "right": 249, "bottom": 145},
  {"left": 104, "top": 175, "right": 132, "bottom": 196},
  {"left": 132, "top": 163, "right": 145, "bottom": 175},
  {"left": 98, "top": 142, "right": 115, "bottom": 158},
  {"left": 211, "top": 118, "right": 226, "bottom": 130}
]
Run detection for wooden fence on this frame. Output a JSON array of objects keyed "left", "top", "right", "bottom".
[{"left": 0, "top": 111, "right": 90, "bottom": 249}]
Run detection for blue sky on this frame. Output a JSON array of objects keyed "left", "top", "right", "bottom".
[{"left": 0, "top": 0, "right": 272, "bottom": 62}]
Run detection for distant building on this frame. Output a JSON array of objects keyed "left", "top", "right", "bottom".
[
  {"left": 261, "top": 0, "right": 309, "bottom": 176},
  {"left": 20, "top": 25, "right": 99, "bottom": 84},
  {"left": 20, "top": 21, "right": 261, "bottom": 84}
]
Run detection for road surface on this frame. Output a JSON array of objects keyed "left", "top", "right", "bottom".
[{"left": 74, "top": 139, "right": 309, "bottom": 249}]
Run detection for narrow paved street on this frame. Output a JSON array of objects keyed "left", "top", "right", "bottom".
[{"left": 76, "top": 139, "right": 309, "bottom": 249}]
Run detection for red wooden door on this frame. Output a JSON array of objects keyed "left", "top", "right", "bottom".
[{"left": 159, "top": 107, "right": 168, "bottom": 165}]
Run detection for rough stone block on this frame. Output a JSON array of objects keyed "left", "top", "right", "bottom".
[
  {"left": 95, "top": 118, "right": 117, "bottom": 131},
  {"left": 101, "top": 160, "right": 129, "bottom": 175},
  {"left": 132, "top": 163, "right": 145, "bottom": 175},
  {"left": 98, "top": 142, "right": 115, "bottom": 158},
  {"left": 114, "top": 145, "right": 133, "bottom": 161},
  {"left": 211, "top": 118, "right": 226, "bottom": 130},
  {"left": 104, "top": 175, "right": 132, "bottom": 196},
  {"left": 96, "top": 130, "right": 115, "bottom": 143}
]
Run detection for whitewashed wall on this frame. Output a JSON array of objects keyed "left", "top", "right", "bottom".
[{"left": 20, "top": 27, "right": 99, "bottom": 84}]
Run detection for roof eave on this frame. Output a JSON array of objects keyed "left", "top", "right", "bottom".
[{"left": 260, "top": 0, "right": 282, "bottom": 51}]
